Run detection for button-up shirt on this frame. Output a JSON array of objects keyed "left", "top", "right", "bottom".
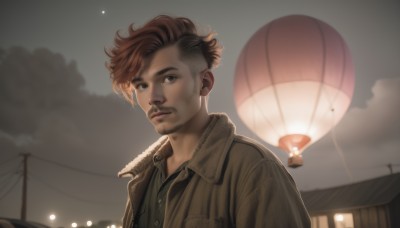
[{"left": 133, "top": 155, "right": 188, "bottom": 228}]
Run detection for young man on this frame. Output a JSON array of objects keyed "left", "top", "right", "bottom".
[{"left": 106, "top": 15, "right": 310, "bottom": 228}]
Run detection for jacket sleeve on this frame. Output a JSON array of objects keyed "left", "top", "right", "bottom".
[{"left": 235, "top": 159, "right": 311, "bottom": 228}]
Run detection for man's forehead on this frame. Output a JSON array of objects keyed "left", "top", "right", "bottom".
[
  {"left": 134, "top": 45, "right": 181, "bottom": 78},
  {"left": 133, "top": 65, "right": 179, "bottom": 81},
  {"left": 132, "top": 44, "right": 206, "bottom": 80}
]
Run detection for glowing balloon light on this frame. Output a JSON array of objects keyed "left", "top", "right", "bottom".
[{"left": 234, "top": 15, "right": 355, "bottom": 168}]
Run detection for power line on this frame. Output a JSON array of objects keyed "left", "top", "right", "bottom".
[
  {"left": 329, "top": 109, "right": 353, "bottom": 182},
  {"left": 331, "top": 126, "right": 353, "bottom": 181},
  {"left": 0, "top": 155, "right": 19, "bottom": 166},
  {"left": 29, "top": 172, "right": 123, "bottom": 206},
  {"left": 0, "top": 176, "right": 21, "bottom": 201},
  {"left": 0, "top": 162, "right": 20, "bottom": 177},
  {"left": 31, "top": 154, "right": 117, "bottom": 179},
  {"left": 0, "top": 170, "right": 20, "bottom": 189}
]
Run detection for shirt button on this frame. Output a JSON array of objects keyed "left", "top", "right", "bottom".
[
  {"left": 157, "top": 198, "right": 162, "bottom": 204},
  {"left": 154, "top": 220, "right": 160, "bottom": 226}
]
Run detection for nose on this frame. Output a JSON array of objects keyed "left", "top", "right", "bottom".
[{"left": 148, "top": 84, "right": 165, "bottom": 105}]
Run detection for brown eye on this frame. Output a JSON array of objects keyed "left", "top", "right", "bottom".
[
  {"left": 164, "top": 75, "right": 177, "bottom": 83},
  {"left": 135, "top": 83, "right": 148, "bottom": 91}
]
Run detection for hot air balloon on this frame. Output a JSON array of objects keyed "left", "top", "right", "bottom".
[{"left": 234, "top": 15, "right": 355, "bottom": 168}]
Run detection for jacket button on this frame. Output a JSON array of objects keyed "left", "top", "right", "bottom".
[{"left": 154, "top": 220, "right": 160, "bottom": 226}]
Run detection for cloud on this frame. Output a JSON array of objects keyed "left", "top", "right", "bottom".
[
  {"left": 0, "top": 130, "right": 36, "bottom": 148},
  {"left": 338, "top": 77, "right": 400, "bottom": 143},
  {"left": 293, "top": 77, "right": 400, "bottom": 190},
  {"left": 0, "top": 47, "right": 158, "bottom": 224},
  {"left": 0, "top": 46, "right": 157, "bottom": 162},
  {"left": 326, "top": 77, "right": 400, "bottom": 171},
  {"left": 0, "top": 47, "right": 84, "bottom": 134}
]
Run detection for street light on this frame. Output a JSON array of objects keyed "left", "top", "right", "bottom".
[
  {"left": 86, "top": 220, "right": 93, "bottom": 227},
  {"left": 71, "top": 222, "right": 77, "bottom": 228},
  {"left": 49, "top": 214, "right": 56, "bottom": 221}
]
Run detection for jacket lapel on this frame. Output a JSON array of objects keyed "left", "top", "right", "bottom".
[{"left": 187, "top": 113, "right": 236, "bottom": 184}]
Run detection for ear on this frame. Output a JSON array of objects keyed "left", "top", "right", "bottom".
[{"left": 200, "top": 70, "right": 214, "bottom": 96}]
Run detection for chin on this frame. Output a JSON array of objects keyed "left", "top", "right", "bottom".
[{"left": 155, "top": 123, "right": 182, "bottom": 135}]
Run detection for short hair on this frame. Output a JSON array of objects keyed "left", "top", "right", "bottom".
[{"left": 105, "top": 15, "right": 223, "bottom": 105}]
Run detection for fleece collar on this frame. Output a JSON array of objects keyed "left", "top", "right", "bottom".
[{"left": 118, "top": 113, "right": 236, "bottom": 184}]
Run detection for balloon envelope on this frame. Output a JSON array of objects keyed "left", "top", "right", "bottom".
[{"left": 234, "top": 15, "right": 355, "bottom": 167}]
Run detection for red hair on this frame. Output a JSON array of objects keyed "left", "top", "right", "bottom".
[{"left": 106, "top": 15, "right": 222, "bottom": 104}]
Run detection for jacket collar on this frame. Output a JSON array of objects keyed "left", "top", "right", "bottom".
[{"left": 118, "top": 113, "right": 236, "bottom": 183}]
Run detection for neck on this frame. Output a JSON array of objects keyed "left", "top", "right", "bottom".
[{"left": 167, "top": 109, "right": 210, "bottom": 162}]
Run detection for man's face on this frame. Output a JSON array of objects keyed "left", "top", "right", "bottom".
[{"left": 132, "top": 45, "right": 207, "bottom": 135}]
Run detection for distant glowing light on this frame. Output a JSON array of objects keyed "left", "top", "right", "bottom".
[
  {"left": 101, "top": 10, "right": 106, "bottom": 15},
  {"left": 49, "top": 214, "right": 56, "bottom": 221},
  {"left": 71, "top": 222, "right": 78, "bottom": 228},
  {"left": 111, "top": 225, "right": 116, "bottom": 228},
  {"left": 335, "top": 214, "right": 344, "bottom": 222},
  {"left": 86, "top": 221, "right": 93, "bottom": 227}
]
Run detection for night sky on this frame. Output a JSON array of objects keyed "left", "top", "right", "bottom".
[{"left": 1, "top": 1, "right": 399, "bottom": 227}]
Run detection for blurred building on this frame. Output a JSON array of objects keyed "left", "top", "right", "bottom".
[{"left": 301, "top": 173, "right": 400, "bottom": 228}]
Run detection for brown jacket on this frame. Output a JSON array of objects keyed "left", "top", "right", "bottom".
[{"left": 118, "top": 113, "right": 311, "bottom": 228}]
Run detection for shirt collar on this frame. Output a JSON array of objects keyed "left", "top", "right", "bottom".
[{"left": 118, "top": 113, "right": 236, "bottom": 182}]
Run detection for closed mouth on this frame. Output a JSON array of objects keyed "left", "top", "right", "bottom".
[{"left": 150, "top": 111, "right": 171, "bottom": 119}]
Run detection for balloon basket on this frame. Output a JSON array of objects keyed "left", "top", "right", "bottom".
[{"left": 288, "top": 155, "right": 303, "bottom": 168}]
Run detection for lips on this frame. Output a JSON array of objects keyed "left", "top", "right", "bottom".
[
  {"left": 149, "top": 110, "right": 171, "bottom": 120},
  {"left": 151, "top": 112, "right": 168, "bottom": 119}
]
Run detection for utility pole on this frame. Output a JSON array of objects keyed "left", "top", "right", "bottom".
[
  {"left": 20, "top": 153, "right": 30, "bottom": 221},
  {"left": 387, "top": 163, "right": 393, "bottom": 175}
]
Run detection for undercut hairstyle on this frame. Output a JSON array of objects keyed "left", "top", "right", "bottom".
[{"left": 105, "top": 15, "right": 223, "bottom": 105}]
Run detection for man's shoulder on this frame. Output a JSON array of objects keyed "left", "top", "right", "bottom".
[
  {"left": 223, "top": 134, "right": 290, "bottom": 181},
  {"left": 229, "top": 134, "right": 283, "bottom": 164},
  {"left": 118, "top": 136, "right": 169, "bottom": 178}
]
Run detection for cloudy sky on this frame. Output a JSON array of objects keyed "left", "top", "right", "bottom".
[{"left": 1, "top": 0, "right": 399, "bottom": 227}]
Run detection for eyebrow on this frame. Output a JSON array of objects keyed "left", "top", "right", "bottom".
[{"left": 132, "top": 66, "right": 178, "bottom": 83}]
